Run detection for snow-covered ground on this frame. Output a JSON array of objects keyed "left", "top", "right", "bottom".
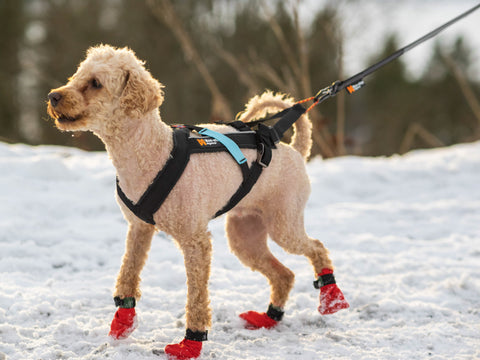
[{"left": 0, "top": 141, "right": 479, "bottom": 360}]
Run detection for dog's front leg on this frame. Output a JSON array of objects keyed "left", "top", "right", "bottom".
[
  {"left": 165, "top": 231, "right": 212, "bottom": 359},
  {"left": 109, "top": 221, "right": 155, "bottom": 339},
  {"left": 114, "top": 221, "right": 156, "bottom": 298}
]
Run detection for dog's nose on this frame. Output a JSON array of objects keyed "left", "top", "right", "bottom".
[{"left": 48, "top": 92, "right": 62, "bottom": 107}]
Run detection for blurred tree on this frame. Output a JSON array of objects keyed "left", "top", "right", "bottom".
[
  {"left": 306, "top": 5, "right": 345, "bottom": 156},
  {"left": 1, "top": 0, "right": 478, "bottom": 157},
  {"left": 420, "top": 38, "right": 479, "bottom": 146},
  {"left": 354, "top": 35, "right": 415, "bottom": 155},
  {"left": 0, "top": 0, "right": 24, "bottom": 143},
  {"left": 39, "top": 0, "right": 118, "bottom": 150},
  {"left": 148, "top": 0, "right": 233, "bottom": 122},
  {"left": 38, "top": 0, "right": 203, "bottom": 149},
  {"left": 441, "top": 50, "right": 480, "bottom": 140},
  {"left": 354, "top": 35, "right": 480, "bottom": 156},
  {"left": 150, "top": 0, "right": 343, "bottom": 157}
]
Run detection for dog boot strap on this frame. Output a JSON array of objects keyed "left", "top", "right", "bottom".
[
  {"left": 113, "top": 296, "right": 136, "bottom": 308},
  {"left": 266, "top": 303, "right": 284, "bottom": 321},
  {"left": 185, "top": 329, "right": 208, "bottom": 342},
  {"left": 313, "top": 268, "right": 336, "bottom": 289}
]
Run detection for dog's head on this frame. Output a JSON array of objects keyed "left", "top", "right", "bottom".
[{"left": 47, "top": 45, "right": 164, "bottom": 134}]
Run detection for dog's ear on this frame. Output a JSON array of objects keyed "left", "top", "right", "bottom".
[{"left": 120, "top": 68, "right": 164, "bottom": 118}]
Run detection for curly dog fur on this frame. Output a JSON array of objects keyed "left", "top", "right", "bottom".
[{"left": 47, "top": 45, "right": 335, "bottom": 333}]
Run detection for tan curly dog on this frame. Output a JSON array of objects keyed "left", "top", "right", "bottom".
[{"left": 47, "top": 44, "right": 348, "bottom": 359}]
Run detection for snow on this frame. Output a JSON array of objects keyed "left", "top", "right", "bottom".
[{"left": 1, "top": 141, "right": 479, "bottom": 360}]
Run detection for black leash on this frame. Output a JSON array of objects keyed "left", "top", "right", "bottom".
[
  {"left": 310, "top": 2, "right": 480, "bottom": 106},
  {"left": 245, "top": 3, "right": 480, "bottom": 137}
]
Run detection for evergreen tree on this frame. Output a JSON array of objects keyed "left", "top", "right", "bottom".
[{"left": 0, "top": 0, "right": 24, "bottom": 142}]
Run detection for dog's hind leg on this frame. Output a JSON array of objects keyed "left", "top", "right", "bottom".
[
  {"left": 266, "top": 210, "right": 333, "bottom": 274},
  {"left": 265, "top": 209, "right": 349, "bottom": 315},
  {"left": 109, "top": 221, "right": 155, "bottom": 339},
  {"left": 225, "top": 212, "right": 294, "bottom": 329}
]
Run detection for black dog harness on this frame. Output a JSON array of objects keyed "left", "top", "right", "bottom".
[{"left": 116, "top": 104, "right": 306, "bottom": 225}]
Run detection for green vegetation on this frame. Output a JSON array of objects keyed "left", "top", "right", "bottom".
[{"left": 1, "top": 0, "right": 479, "bottom": 157}]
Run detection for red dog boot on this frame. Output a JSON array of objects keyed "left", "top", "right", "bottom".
[
  {"left": 164, "top": 329, "right": 207, "bottom": 359},
  {"left": 314, "top": 269, "right": 349, "bottom": 315},
  {"left": 239, "top": 304, "right": 283, "bottom": 329},
  {"left": 109, "top": 296, "right": 137, "bottom": 340}
]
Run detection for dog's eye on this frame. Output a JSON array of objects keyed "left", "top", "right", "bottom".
[{"left": 91, "top": 79, "right": 102, "bottom": 89}]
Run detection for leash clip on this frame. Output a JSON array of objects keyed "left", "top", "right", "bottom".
[{"left": 313, "top": 80, "right": 341, "bottom": 103}]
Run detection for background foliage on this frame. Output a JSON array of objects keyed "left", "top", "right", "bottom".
[{"left": 1, "top": 0, "right": 479, "bottom": 157}]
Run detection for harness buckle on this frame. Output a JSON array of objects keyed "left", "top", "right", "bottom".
[{"left": 257, "top": 143, "right": 268, "bottom": 168}]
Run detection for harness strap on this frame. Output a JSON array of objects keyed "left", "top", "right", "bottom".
[
  {"left": 197, "top": 128, "right": 247, "bottom": 165},
  {"left": 271, "top": 104, "right": 307, "bottom": 142},
  {"left": 212, "top": 105, "right": 309, "bottom": 217},
  {"left": 186, "top": 125, "right": 251, "bottom": 180},
  {"left": 116, "top": 129, "right": 190, "bottom": 225},
  {"left": 187, "top": 132, "right": 257, "bottom": 153},
  {"left": 214, "top": 142, "right": 272, "bottom": 218},
  {"left": 241, "top": 103, "right": 307, "bottom": 147}
]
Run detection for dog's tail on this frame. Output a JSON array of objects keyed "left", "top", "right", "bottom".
[{"left": 237, "top": 91, "right": 312, "bottom": 159}]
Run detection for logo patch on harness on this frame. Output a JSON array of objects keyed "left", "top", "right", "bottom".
[{"left": 197, "top": 138, "right": 219, "bottom": 146}]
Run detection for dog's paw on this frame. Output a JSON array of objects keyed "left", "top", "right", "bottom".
[
  {"left": 239, "top": 311, "right": 278, "bottom": 330},
  {"left": 164, "top": 338, "right": 202, "bottom": 359},
  {"left": 317, "top": 269, "right": 349, "bottom": 315},
  {"left": 109, "top": 307, "right": 137, "bottom": 339},
  {"left": 318, "top": 283, "right": 349, "bottom": 315}
]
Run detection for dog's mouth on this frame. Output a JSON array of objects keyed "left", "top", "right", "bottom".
[
  {"left": 57, "top": 114, "right": 82, "bottom": 123},
  {"left": 50, "top": 109, "right": 88, "bottom": 131},
  {"left": 47, "top": 103, "right": 83, "bottom": 124}
]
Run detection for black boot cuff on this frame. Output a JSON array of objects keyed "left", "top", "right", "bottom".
[
  {"left": 113, "top": 296, "right": 136, "bottom": 308},
  {"left": 266, "top": 303, "right": 284, "bottom": 321},
  {"left": 185, "top": 328, "right": 208, "bottom": 341}
]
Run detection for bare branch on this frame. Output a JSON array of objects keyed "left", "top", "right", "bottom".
[
  {"left": 281, "top": 65, "right": 299, "bottom": 97},
  {"left": 399, "top": 123, "right": 445, "bottom": 154},
  {"left": 262, "top": 2, "right": 301, "bottom": 80},
  {"left": 310, "top": 113, "right": 336, "bottom": 158},
  {"left": 335, "top": 26, "right": 346, "bottom": 156},
  {"left": 147, "top": 0, "right": 233, "bottom": 121},
  {"left": 293, "top": 0, "right": 312, "bottom": 99},
  {"left": 212, "top": 41, "right": 261, "bottom": 97},
  {"left": 248, "top": 48, "right": 289, "bottom": 90},
  {"left": 441, "top": 51, "right": 480, "bottom": 128}
]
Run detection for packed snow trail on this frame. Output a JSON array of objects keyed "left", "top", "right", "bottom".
[{"left": 0, "top": 141, "right": 479, "bottom": 359}]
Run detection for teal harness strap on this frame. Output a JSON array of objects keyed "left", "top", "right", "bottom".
[{"left": 198, "top": 128, "right": 247, "bottom": 165}]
